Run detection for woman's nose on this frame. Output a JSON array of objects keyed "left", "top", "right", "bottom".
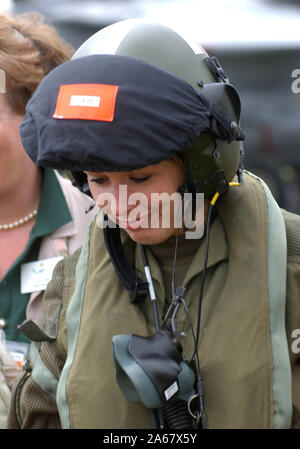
[
  {"left": 96, "top": 183, "right": 130, "bottom": 218},
  {"left": 112, "top": 184, "right": 130, "bottom": 218}
]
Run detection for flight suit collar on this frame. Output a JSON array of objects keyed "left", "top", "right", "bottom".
[{"left": 134, "top": 214, "right": 228, "bottom": 301}]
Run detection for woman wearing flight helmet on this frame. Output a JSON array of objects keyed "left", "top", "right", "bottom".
[{"left": 8, "top": 20, "right": 300, "bottom": 429}]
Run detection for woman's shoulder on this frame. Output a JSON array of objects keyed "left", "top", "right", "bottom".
[
  {"left": 281, "top": 209, "right": 300, "bottom": 261},
  {"left": 51, "top": 247, "right": 82, "bottom": 286}
]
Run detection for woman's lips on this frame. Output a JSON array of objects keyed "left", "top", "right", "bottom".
[{"left": 117, "top": 214, "right": 149, "bottom": 230}]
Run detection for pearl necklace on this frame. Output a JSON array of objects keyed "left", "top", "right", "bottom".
[{"left": 0, "top": 209, "right": 37, "bottom": 231}]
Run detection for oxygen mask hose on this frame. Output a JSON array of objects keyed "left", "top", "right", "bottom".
[{"left": 162, "top": 398, "right": 194, "bottom": 429}]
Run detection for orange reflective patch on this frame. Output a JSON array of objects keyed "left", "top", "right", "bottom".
[{"left": 53, "top": 84, "right": 119, "bottom": 121}]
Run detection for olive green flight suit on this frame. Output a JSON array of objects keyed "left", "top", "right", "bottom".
[{"left": 7, "top": 172, "right": 300, "bottom": 428}]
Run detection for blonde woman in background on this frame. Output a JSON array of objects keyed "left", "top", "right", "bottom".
[{"left": 0, "top": 12, "right": 97, "bottom": 426}]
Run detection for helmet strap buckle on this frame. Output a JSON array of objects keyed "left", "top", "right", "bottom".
[{"left": 204, "top": 56, "right": 229, "bottom": 84}]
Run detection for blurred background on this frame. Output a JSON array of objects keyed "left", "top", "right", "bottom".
[{"left": 3, "top": 0, "right": 300, "bottom": 213}]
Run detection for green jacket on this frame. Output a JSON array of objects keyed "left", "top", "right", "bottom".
[{"left": 7, "top": 172, "right": 300, "bottom": 428}]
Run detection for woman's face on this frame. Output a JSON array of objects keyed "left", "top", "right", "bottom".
[
  {"left": 85, "top": 159, "right": 186, "bottom": 245},
  {"left": 0, "top": 94, "right": 33, "bottom": 195}
]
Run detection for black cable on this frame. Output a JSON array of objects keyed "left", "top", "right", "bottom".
[
  {"left": 180, "top": 298, "right": 201, "bottom": 375},
  {"left": 162, "top": 202, "right": 214, "bottom": 367},
  {"left": 140, "top": 244, "right": 160, "bottom": 331},
  {"left": 171, "top": 302, "right": 181, "bottom": 337},
  {"left": 171, "top": 228, "right": 180, "bottom": 297},
  {"left": 161, "top": 229, "right": 180, "bottom": 328},
  {"left": 188, "top": 203, "right": 215, "bottom": 364}
]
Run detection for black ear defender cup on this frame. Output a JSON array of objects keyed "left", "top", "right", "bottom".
[{"left": 112, "top": 332, "right": 195, "bottom": 409}]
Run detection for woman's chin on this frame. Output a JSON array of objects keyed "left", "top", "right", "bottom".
[{"left": 125, "top": 227, "right": 175, "bottom": 245}]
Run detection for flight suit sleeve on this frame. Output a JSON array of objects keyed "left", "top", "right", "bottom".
[
  {"left": 6, "top": 252, "right": 78, "bottom": 429},
  {"left": 286, "top": 259, "right": 300, "bottom": 429},
  {"left": 281, "top": 208, "right": 300, "bottom": 428}
]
